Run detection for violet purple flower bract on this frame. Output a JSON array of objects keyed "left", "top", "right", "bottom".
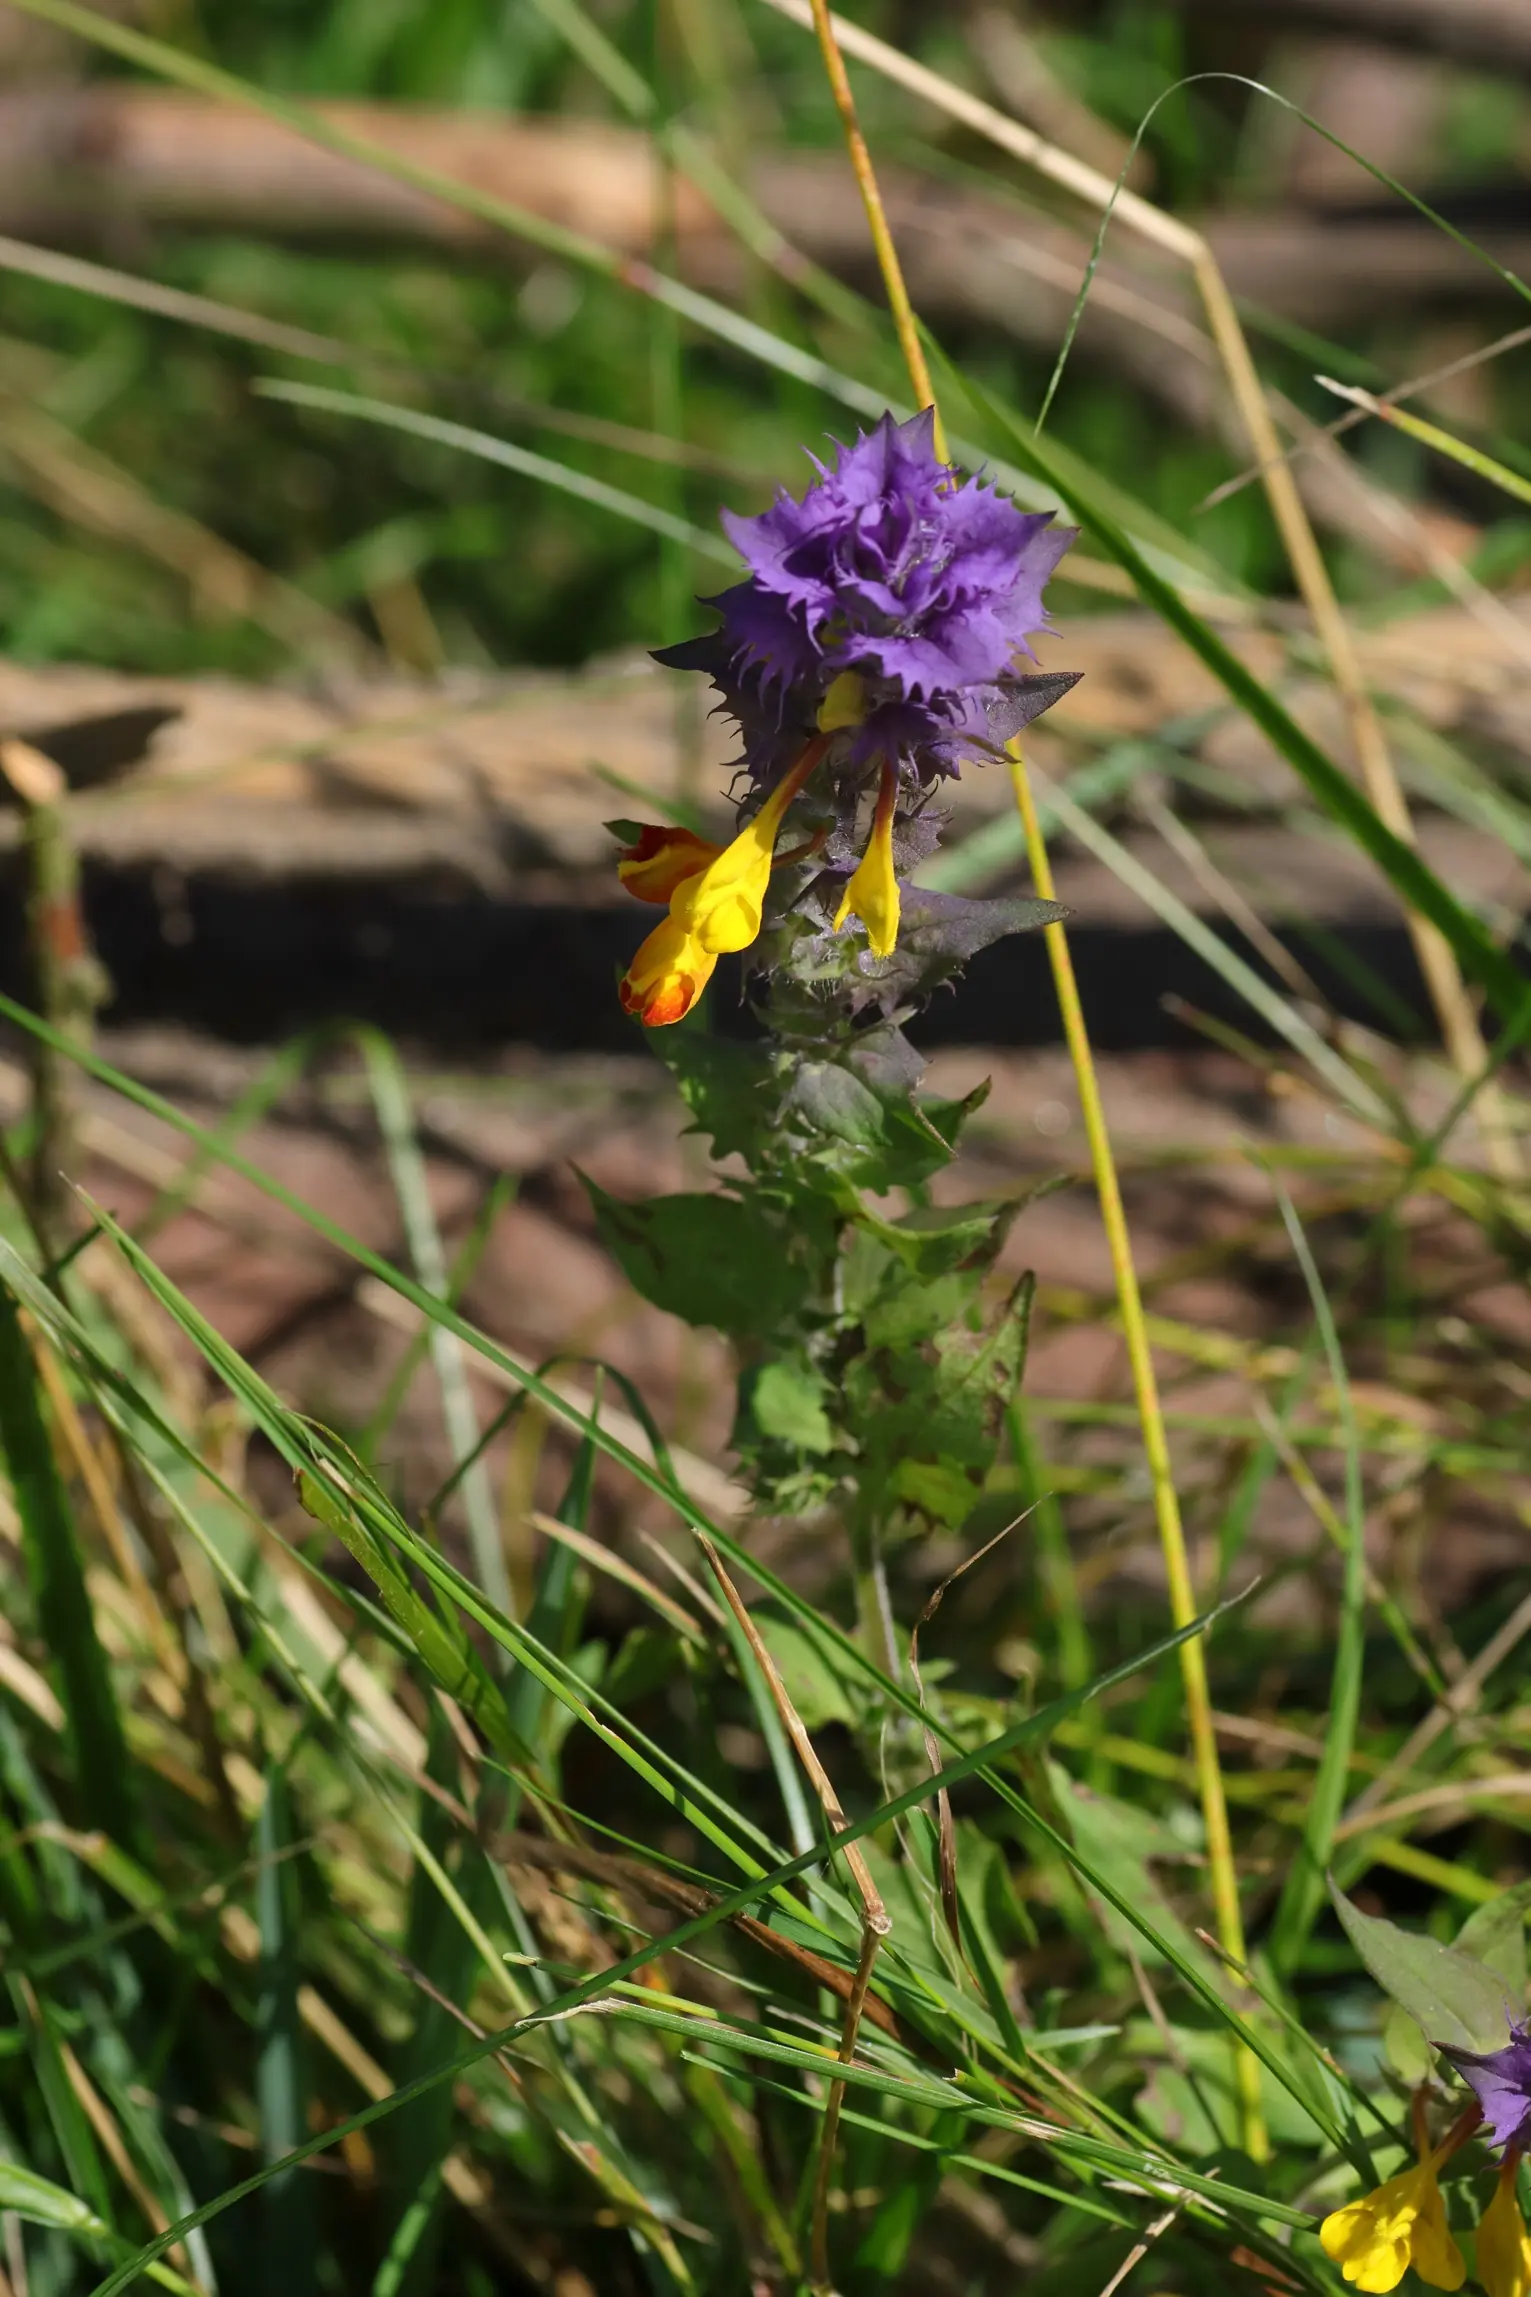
[
  {"left": 1442, "top": 2023, "right": 1531, "bottom": 2155},
  {"left": 657, "top": 408, "right": 1078, "bottom": 791}
]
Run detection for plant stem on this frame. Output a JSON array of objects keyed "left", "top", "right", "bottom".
[
  {"left": 804, "top": 0, "right": 945, "bottom": 458},
  {"left": 0, "top": 741, "right": 107, "bottom": 1261},
  {"left": 1007, "top": 746, "right": 1267, "bottom": 2161}
]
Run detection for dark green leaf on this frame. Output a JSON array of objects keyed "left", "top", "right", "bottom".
[
  {"left": 746, "top": 1360, "right": 835, "bottom": 1455},
  {"left": 1457, "top": 1882, "right": 1531, "bottom": 2002},
  {"left": 584, "top": 1177, "right": 808, "bottom": 1338},
  {"left": 1331, "top": 1882, "right": 1515, "bottom": 2052},
  {"left": 652, "top": 1030, "right": 771, "bottom": 1162}
]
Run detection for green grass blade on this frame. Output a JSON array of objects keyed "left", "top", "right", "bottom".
[
  {"left": 0, "top": 2164, "right": 201, "bottom": 2295},
  {"left": 1316, "top": 379, "right": 1531, "bottom": 512},
  {"left": 1264, "top": 1188, "right": 1368, "bottom": 1978},
  {"left": 82, "top": 1594, "right": 1291, "bottom": 2297},
  {"left": 1025, "top": 758, "right": 1389, "bottom": 1123},
  {"left": 256, "top": 382, "right": 738, "bottom": 567},
  {"left": 0, "top": 997, "right": 726, "bottom": 1530},
  {"left": 358, "top": 1030, "right": 509, "bottom": 1623},
  {"left": 507, "top": 1415, "right": 597, "bottom": 1755},
  {"left": 944, "top": 358, "right": 1531, "bottom": 1027},
  {"left": 254, "top": 1766, "right": 315, "bottom": 2292},
  {"left": 369, "top": 2166, "right": 443, "bottom": 2297},
  {"left": 0, "top": 0, "right": 1243, "bottom": 592},
  {"left": 0, "top": 1284, "right": 137, "bottom": 1853}
]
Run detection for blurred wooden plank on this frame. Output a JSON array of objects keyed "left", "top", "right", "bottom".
[
  {"left": 3, "top": 88, "right": 1529, "bottom": 341},
  {"left": 1221, "top": 0, "right": 1531, "bottom": 72},
  {"left": 2, "top": 596, "right": 1529, "bottom": 886}
]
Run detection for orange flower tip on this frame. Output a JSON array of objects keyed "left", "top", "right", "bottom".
[
  {"left": 618, "top": 912, "right": 717, "bottom": 1025},
  {"left": 618, "top": 965, "right": 704, "bottom": 1027}
]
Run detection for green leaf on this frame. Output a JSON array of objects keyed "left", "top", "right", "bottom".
[
  {"left": 890, "top": 1457, "right": 990, "bottom": 1524},
  {"left": 849, "top": 1271, "right": 1033, "bottom": 1529},
  {"left": 1456, "top": 1882, "right": 1531, "bottom": 2002},
  {"left": 1331, "top": 1882, "right": 1516, "bottom": 2052},
  {"left": 1052, "top": 1767, "right": 1224, "bottom": 1990},
  {"left": 1383, "top": 2001, "right": 1433, "bottom": 2086},
  {"left": 652, "top": 1031, "right": 772, "bottom": 1163},
  {"left": 867, "top": 1196, "right": 1021, "bottom": 1281},
  {"left": 750, "top": 1607, "right": 853, "bottom": 1731},
  {"left": 1266, "top": 1189, "right": 1367, "bottom": 1977},
  {"left": 792, "top": 1061, "right": 987, "bottom": 1193},
  {"left": 745, "top": 1360, "right": 836, "bottom": 1456},
  {"left": 584, "top": 1178, "right": 809, "bottom": 1339}
]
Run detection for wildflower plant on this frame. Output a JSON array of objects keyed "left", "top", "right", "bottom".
[
  {"left": 1322, "top": 1883, "right": 1531, "bottom": 2294},
  {"left": 603, "top": 411, "right": 1076, "bottom": 1536}
]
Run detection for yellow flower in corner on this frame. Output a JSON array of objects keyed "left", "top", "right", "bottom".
[
  {"left": 833, "top": 761, "right": 900, "bottom": 958},
  {"left": 1478, "top": 2158, "right": 1531, "bottom": 2297},
  {"left": 1321, "top": 2149, "right": 1466, "bottom": 2294}
]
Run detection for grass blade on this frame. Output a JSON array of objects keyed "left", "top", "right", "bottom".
[
  {"left": 1264, "top": 1188, "right": 1367, "bottom": 1978},
  {"left": 0, "top": 1283, "right": 137, "bottom": 1853},
  {"left": 358, "top": 1030, "right": 510, "bottom": 1624},
  {"left": 944, "top": 358, "right": 1531, "bottom": 1027},
  {"left": 254, "top": 1765, "right": 314, "bottom": 2293}
]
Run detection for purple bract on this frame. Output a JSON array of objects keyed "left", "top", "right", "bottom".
[
  {"left": 657, "top": 409, "right": 1076, "bottom": 789},
  {"left": 1442, "top": 2022, "right": 1531, "bottom": 2154}
]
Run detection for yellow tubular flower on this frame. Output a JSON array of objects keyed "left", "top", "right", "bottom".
[
  {"left": 817, "top": 670, "right": 870, "bottom": 731},
  {"left": 1478, "top": 2158, "right": 1531, "bottom": 2297},
  {"left": 618, "top": 911, "right": 717, "bottom": 1028},
  {"left": 617, "top": 824, "right": 723, "bottom": 905},
  {"left": 672, "top": 737, "right": 827, "bottom": 957},
  {"left": 1321, "top": 2139, "right": 1468, "bottom": 2294},
  {"left": 833, "top": 761, "right": 900, "bottom": 958}
]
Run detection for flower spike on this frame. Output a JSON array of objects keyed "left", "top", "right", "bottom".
[
  {"left": 637, "top": 407, "right": 1079, "bottom": 1025},
  {"left": 834, "top": 762, "right": 900, "bottom": 957}
]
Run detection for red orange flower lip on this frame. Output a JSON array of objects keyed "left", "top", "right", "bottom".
[
  {"left": 617, "top": 824, "right": 724, "bottom": 906},
  {"left": 617, "top": 911, "right": 718, "bottom": 1028}
]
